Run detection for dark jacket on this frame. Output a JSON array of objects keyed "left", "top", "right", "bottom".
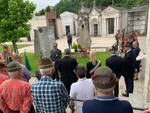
[
  {"left": 50, "top": 48, "right": 62, "bottom": 62},
  {"left": 56, "top": 56, "right": 78, "bottom": 92},
  {"left": 67, "top": 35, "right": 72, "bottom": 44},
  {"left": 106, "top": 55, "right": 123, "bottom": 78},
  {"left": 122, "top": 50, "right": 136, "bottom": 76}
]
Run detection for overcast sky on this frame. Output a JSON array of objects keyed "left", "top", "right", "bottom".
[{"left": 30, "top": 0, "right": 60, "bottom": 12}]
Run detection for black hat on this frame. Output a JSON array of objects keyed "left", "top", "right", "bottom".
[
  {"left": 93, "top": 66, "right": 117, "bottom": 90},
  {"left": 75, "top": 65, "right": 86, "bottom": 75},
  {"left": 7, "top": 61, "right": 22, "bottom": 72}
]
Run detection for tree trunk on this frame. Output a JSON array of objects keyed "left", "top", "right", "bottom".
[{"left": 12, "top": 41, "right": 18, "bottom": 54}]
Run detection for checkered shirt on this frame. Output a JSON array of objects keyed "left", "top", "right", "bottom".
[
  {"left": 0, "top": 78, "right": 32, "bottom": 113},
  {"left": 31, "top": 76, "right": 69, "bottom": 113}
]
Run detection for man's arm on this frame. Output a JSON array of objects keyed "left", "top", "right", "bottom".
[
  {"left": 105, "top": 58, "right": 109, "bottom": 67},
  {"left": 50, "top": 50, "right": 54, "bottom": 61},
  {"left": 21, "top": 84, "right": 32, "bottom": 113},
  {"left": 69, "top": 84, "right": 76, "bottom": 112},
  {"left": 57, "top": 49, "right": 62, "bottom": 60}
]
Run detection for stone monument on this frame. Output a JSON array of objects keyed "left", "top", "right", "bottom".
[
  {"left": 77, "top": 16, "right": 91, "bottom": 52},
  {"left": 34, "top": 24, "right": 55, "bottom": 58}
]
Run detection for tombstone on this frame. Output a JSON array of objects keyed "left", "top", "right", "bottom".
[{"left": 34, "top": 25, "right": 55, "bottom": 58}]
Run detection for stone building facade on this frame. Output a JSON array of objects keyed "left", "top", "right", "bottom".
[
  {"left": 127, "top": 5, "right": 148, "bottom": 35},
  {"left": 77, "top": 5, "right": 148, "bottom": 37},
  {"left": 30, "top": 10, "right": 63, "bottom": 41},
  {"left": 60, "top": 11, "right": 78, "bottom": 36}
]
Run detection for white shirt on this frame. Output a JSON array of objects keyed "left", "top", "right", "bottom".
[{"left": 70, "top": 78, "right": 95, "bottom": 113}]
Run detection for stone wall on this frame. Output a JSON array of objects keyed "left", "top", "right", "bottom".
[{"left": 144, "top": 0, "right": 150, "bottom": 104}]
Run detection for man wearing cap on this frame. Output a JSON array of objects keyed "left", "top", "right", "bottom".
[
  {"left": 50, "top": 42, "right": 62, "bottom": 62},
  {"left": 69, "top": 65, "right": 95, "bottom": 113},
  {"left": 56, "top": 49, "right": 78, "bottom": 93},
  {"left": 0, "top": 63, "right": 9, "bottom": 85},
  {"left": 82, "top": 66, "right": 133, "bottom": 113},
  {"left": 122, "top": 42, "right": 136, "bottom": 97},
  {"left": 13, "top": 54, "right": 31, "bottom": 82},
  {"left": 106, "top": 48, "right": 123, "bottom": 97},
  {"left": 31, "top": 58, "right": 69, "bottom": 113},
  {"left": 1, "top": 44, "right": 13, "bottom": 64},
  {"left": 0, "top": 61, "right": 32, "bottom": 113}
]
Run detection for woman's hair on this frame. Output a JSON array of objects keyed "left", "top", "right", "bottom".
[{"left": 89, "top": 51, "right": 97, "bottom": 62}]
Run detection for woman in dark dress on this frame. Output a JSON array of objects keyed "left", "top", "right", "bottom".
[
  {"left": 86, "top": 51, "right": 101, "bottom": 78},
  {"left": 132, "top": 41, "right": 141, "bottom": 80}
]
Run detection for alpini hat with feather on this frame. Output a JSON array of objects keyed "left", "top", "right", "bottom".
[
  {"left": 7, "top": 61, "right": 22, "bottom": 72},
  {"left": 39, "top": 57, "right": 53, "bottom": 69}
]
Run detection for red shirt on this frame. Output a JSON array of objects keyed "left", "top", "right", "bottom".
[
  {"left": 0, "top": 78, "right": 32, "bottom": 113},
  {"left": 0, "top": 73, "right": 9, "bottom": 84}
]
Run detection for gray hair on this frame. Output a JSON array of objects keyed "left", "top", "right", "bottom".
[
  {"left": 64, "top": 49, "right": 71, "bottom": 55},
  {"left": 8, "top": 71, "right": 18, "bottom": 77},
  {"left": 40, "top": 68, "right": 50, "bottom": 75}
]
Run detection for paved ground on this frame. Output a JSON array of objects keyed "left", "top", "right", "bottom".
[
  {"left": 18, "top": 37, "right": 116, "bottom": 53},
  {"left": 28, "top": 36, "right": 146, "bottom": 113},
  {"left": 119, "top": 36, "right": 146, "bottom": 113}
]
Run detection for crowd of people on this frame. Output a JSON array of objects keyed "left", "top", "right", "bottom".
[{"left": 0, "top": 31, "right": 149, "bottom": 113}]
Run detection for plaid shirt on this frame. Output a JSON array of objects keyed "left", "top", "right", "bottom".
[
  {"left": 31, "top": 76, "right": 69, "bottom": 113},
  {"left": 0, "top": 78, "right": 32, "bottom": 113},
  {"left": 0, "top": 73, "right": 9, "bottom": 85}
]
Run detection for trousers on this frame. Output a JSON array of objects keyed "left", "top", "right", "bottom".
[{"left": 124, "top": 74, "right": 134, "bottom": 93}]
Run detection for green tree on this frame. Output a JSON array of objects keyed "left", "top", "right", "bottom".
[
  {"left": 35, "top": 9, "right": 45, "bottom": 16},
  {"left": 0, "top": 0, "right": 35, "bottom": 53},
  {"left": 55, "top": 0, "right": 148, "bottom": 14},
  {"left": 55, "top": 0, "right": 74, "bottom": 15}
]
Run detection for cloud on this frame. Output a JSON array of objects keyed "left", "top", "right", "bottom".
[{"left": 30, "top": 0, "right": 60, "bottom": 12}]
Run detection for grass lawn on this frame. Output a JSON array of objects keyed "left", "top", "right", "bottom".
[
  {"left": 21, "top": 52, "right": 111, "bottom": 74},
  {"left": 0, "top": 44, "right": 30, "bottom": 52}
]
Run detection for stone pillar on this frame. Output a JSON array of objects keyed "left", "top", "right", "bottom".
[
  {"left": 34, "top": 30, "right": 41, "bottom": 54},
  {"left": 144, "top": 0, "right": 150, "bottom": 104},
  {"left": 102, "top": 17, "right": 106, "bottom": 37}
]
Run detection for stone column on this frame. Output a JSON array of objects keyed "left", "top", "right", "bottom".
[{"left": 144, "top": 0, "right": 150, "bottom": 104}]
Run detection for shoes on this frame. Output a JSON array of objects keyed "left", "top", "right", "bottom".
[{"left": 122, "top": 93, "right": 129, "bottom": 97}]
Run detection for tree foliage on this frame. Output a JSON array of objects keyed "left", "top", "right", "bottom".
[
  {"left": 0, "top": 0, "right": 35, "bottom": 53},
  {"left": 34, "top": 0, "right": 148, "bottom": 16},
  {"left": 54, "top": 0, "right": 148, "bottom": 15}
]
